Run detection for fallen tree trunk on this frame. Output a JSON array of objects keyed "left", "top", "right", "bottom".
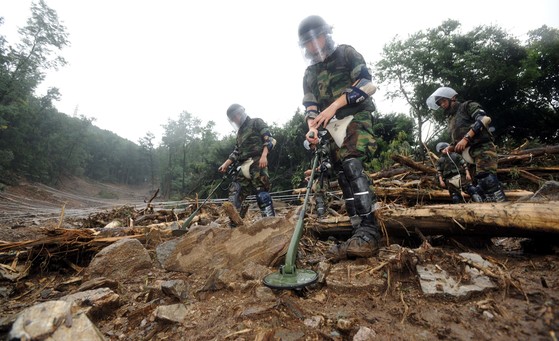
[
  {"left": 375, "top": 188, "right": 532, "bottom": 203},
  {"left": 383, "top": 201, "right": 559, "bottom": 237},
  {"left": 391, "top": 154, "right": 436, "bottom": 174},
  {"left": 312, "top": 201, "right": 559, "bottom": 238},
  {"left": 294, "top": 186, "right": 532, "bottom": 203}
]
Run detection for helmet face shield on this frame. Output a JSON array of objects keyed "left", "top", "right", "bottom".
[
  {"left": 299, "top": 32, "right": 336, "bottom": 65},
  {"left": 298, "top": 15, "right": 336, "bottom": 65},
  {"left": 426, "top": 87, "right": 458, "bottom": 110},
  {"left": 226, "top": 104, "right": 247, "bottom": 132}
]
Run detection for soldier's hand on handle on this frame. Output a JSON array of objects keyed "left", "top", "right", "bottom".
[
  {"left": 306, "top": 127, "right": 319, "bottom": 145},
  {"left": 311, "top": 106, "right": 336, "bottom": 129},
  {"left": 218, "top": 159, "right": 232, "bottom": 173}
]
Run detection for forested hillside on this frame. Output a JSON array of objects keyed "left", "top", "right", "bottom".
[{"left": 1, "top": 2, "right": 557, "bottom": 201}]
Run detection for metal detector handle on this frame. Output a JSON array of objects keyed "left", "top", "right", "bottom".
[{"left": 282, "top": 146, "right": 320, "bottom": 274}]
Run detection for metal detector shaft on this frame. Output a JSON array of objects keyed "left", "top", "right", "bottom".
[
  {"left": 180, "top": 176, "right": 227, "bottom": 230},
  {"left": 282, "top": 148, "right": 320, "bottom": 274}
]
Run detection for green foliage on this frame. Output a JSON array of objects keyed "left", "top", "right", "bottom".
[
  {"left": 374, "top": 20, "right": 559, "bottom": 147},
  {"left": 1, "top": 5, "right": 557, "bottom": 203},
  {"left": 159, "top": 111, "right": 223, "bottom": 199},
  {"left": 370, "top": 112, "right": 415, "bottom": 170},
  {"left": 266, "top": 109, "right": 308, "bottom": 191}
]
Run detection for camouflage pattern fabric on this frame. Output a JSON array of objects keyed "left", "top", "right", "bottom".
[
  {"left": 303, "top": 44, "right": 375, "bottom": 121},
  {"left": 227, "top": 116, "right": 273, "bottom": 204},
  {"left": 436, "top": 152, "right": 476, "bottom": 200},
  {"left": 436, "top": 152, "right": 467, "bottom": 178},
  {"left": 228, "top": 117, "right": 272, "bottom": 163},
  {"left": 301, "top": 44, "right": 377, "bottom": 171},
  {"left": 469, "top": 142, "right": 498, "bottom": 175},
  {"left": 447, "top": 101, "right": 492, "bottom": 146},
  {"left": 445, "top": 100, "right": 497, "bottom": 176},
  {"left": 334, "top": 111, "right": 377, "bottom": 171},
  {"left": 234, "top": 160, "right": 271, "bottom": 204}
]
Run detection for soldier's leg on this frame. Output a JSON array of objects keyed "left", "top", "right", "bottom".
[
  {"left": 337, "top": 168, "right": 361, "bottom": 228},
  {"left": 465, "top": 184, "right": 484, "bottom": 202},
  {"left": 327, "top": 159, "right": 380, "bottom": 260},
  {"left": 252, "top": 164, "right": 275, "bottom": 217},
  {"left": 228, "top": 181, "right": 243, "bottom": 211},
  {"left": 326, "top": 113, "right": 380, "bottom": 261},
  {"left": 472, "top": 143, "right": 506, "bottom": 202},
  {"left": 477, "top": 172, "right": 507, "bottom": 202},
  {"left": 445, "top": 177, "right": 464, "bottom": 203}
]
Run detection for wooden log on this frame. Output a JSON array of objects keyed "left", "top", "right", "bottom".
[
  {"left": 311, "top": 201, "right": 559, "bottom": 238},
  {"left": 498, "top": 145, "right": 559, "bottom": 165},
  {"left": 370, "top": 167, "right": 410, "bottom": 180},
  {"left": 391, "top": 154, "right": 437, "bottom": 175},
  {"left": 293, "top": 186, "right": 532, "bottom": 202},
  {"left": 222, "top": 201, "right": 243, "bottom": 226},
  {"left": 375, "top": 188, "right": 533, "bottom": 203},
  {"left": 509, "top": 145, "right": 559, "bottom": 156},
  {"left": 383, "top": 201, "right": 559, "bottom": 237}
]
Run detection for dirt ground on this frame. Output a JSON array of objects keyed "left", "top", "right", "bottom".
[{"left": 0, "top": 177, "right": 558, "bottom": 341}]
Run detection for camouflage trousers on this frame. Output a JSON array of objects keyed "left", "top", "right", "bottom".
[
  {"left": 234, "top": 157, "right": 271, "bottom": 203},
  {"left": 331, "top": 111, "right": 377, "bottom": 171},
  {"left": 469, "top": 142, "right": 498, "bottom": 176}
]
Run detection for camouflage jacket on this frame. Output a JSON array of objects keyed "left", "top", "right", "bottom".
[
  {"left": 446, "top": 100, "right": 493, "bottom": 146},
  {"left": 302, "top": 44, "right": 375, "bottom": 120},
  {"left": 436, "top": 152, "right": 468, "bottom": 178},
  {"left": 228, "top": 117, "right": 274, "bottom": 163}
]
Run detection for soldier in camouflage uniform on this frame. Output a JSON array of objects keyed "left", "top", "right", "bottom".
[
  {"left": 298, "top": 15, "right": 381, "bottom": 261},
  {"left": 427, "top": 87, "right": 507, "bottom": 202},
  {"left": 218, "top": 104, "right": 277, "bottom": 218},
  {"left": 435, "top": 142, "right": 484, "bottom": 203}
]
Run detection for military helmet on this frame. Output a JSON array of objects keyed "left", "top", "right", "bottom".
[
  {"left": 426, "top": 87, "right": 458, "bottom": 110},
  {"left": 226, "top": 103, "right": 244, "bottom": 118},
  {"left": 436, "top": 142, "right": 449, "bottom": 153},
  {"left": 226, "top": 103, "right": 247, "bottom": 132},
  {"left": 298, "top": 15, "right": 332, "bottom": 46}
]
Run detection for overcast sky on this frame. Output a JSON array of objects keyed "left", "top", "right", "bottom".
[{"left": 2, "top": 0, "right": 558, "bottom": 144}]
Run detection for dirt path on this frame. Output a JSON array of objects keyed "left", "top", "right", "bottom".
[{"left": 0, "top": 177, "right": 152, "bottom": 240}]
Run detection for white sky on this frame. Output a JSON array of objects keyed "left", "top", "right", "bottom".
[{"left": 1, "top": 0, "right": 558, "bottom": 144}]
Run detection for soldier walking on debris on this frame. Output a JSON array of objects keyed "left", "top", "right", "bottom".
[
  {"left": 427, "top": 87, "right": 507, "bottom": 202},
  {"left": 298, "top": 15, "right": 381, "bottom": 261},
  {"left": 435, "top": 142, "right": 484, "bottom": 203},
  {"left": 218, "top": 104, "right": 277, "bottom": 220}
]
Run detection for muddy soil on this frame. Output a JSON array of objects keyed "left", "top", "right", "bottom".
[{"left": 0, "top": 178, "right": 558, "bottom": 340}]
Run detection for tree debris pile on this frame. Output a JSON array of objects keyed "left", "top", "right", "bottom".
[
  {"left": 1, "top": 214, "right": 558, "bottom": 340},
  {"left": 0, "top": 147, "right": 558, "bottom": 340}
]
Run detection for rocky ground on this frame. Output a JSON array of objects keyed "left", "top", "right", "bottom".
[{"left": 0, "top": 177, "right": 558, "bottom": 341}]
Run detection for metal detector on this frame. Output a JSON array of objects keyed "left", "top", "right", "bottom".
[
  {"left": 172, "top": 163, "right": 238, "bottom": 237},
  {"left": 262, "top": 132, "right": 325, "bottom": 289}
]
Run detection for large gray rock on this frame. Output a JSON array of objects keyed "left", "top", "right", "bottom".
[
  {"left": 9, "top": 300, "right": 105, "bottom": 341},
  {"left": 416, "top": 252, "right": 496, "bottom": 299},
  {"left": 161, "top": 217, "right": 292, "bottom": 274},
  {"left": 61, "top": 288, "right": 120, "bottom": 319},
  {"left": 85, "top": 238, "right": 153, "bottom": 282}
]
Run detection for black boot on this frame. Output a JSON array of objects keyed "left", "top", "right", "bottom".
[
  {"left": 466, "top": 184, "right": 484, "bottom": 203},
  {"left": 327, "top": 159, "right": 380, "bottom": 261},
  {"left": 478, "top": 173, "right": 507, "bottom": 202}
]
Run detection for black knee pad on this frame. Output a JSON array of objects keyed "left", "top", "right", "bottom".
[
  {"left": 337, "top": 170, "right": 356, "bottom": 216},
  {"left": 256, "top": 191, "right": 275, "bottom": 217}
]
